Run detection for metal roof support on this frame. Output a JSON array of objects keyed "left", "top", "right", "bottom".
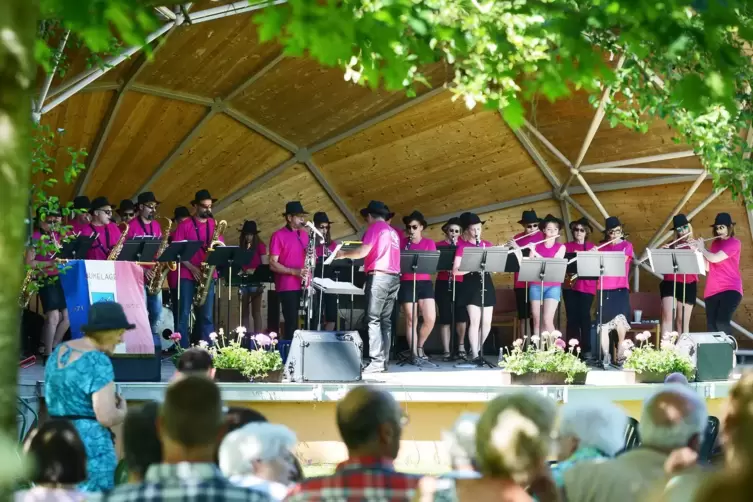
[
  {"left": 426, "top": 192, "right": 554, "bottom": 226},
  {"left": 571, "top": 174, "right": 703, "bottom": 193},
  {"left": 586, "top": 167, "right": 705, "bottom": 175},
  {"left": 214, "top": 157, "right": 299, "bottom": 214},
  {"left": 574, "top": 173, "right": 609, "bottom": 218},
  {"left": 129, "top": 84, "right": 215, "bottom": 106},
  {"left": 303, "top": 158, "right": 361, "bottom": 230},
  {"left": 644, "top": 170, "right": 708, "bottom": 250},
  {"left": 188, "top": 0, "right": 287, "bottom": 24},
  {"left": 34, "top": 30, "right": 70, "bottom": 122},
  {"left": 562, "top": 195, "right": 605, "bottom": 232},
  {"left": 155, "top": 6, "right": 177, "bottom": 19},
  {"left": 579, "top": 151, "right": 696, "bottom": 172},
  {"left": 522, "top": 120, "right": 573, "bottom": 169},
  {"left": 512, "top": 127, "right": 561, "bottom": 189},
  {"left": 560, "top": 200, "right": 573, "bottom": 241}
]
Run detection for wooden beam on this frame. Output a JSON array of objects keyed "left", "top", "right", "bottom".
[
  {"left": 304, "top": 158, "right": 361, "bottom": 230},
  {"left": 523, "top": 120, "right": 573, "bottom": 168},
  {"left": 579, "top": 151, "right": 696, "bottom": 172},
  {"left": 214, "top": 157, "right": 299, "bottom": 214},
  {"left": 129, "top": 83, "right": 214, "bottom": 106},
  {"left": 560, "top": 200, "right": 573, "bottom": 241},
  {"left": 575, "top": 173, "right": 609, "bottom": 218}
]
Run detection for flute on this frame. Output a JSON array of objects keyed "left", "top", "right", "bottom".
[
  {"left": 500, "top": 230, "right": 539, "bottom": 247},
  {"left": 567, "top": 235, "right": 622, "bottom": 265}
]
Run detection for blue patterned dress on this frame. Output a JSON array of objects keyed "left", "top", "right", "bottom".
[{"left": 44, "top": 345, "right": 117, "bottom": 492}]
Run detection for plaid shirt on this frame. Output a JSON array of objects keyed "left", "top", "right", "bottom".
[
  {"left": 99, "top": 463, "right": 272, "bottom": 502},
  {"left": 285, "top": 457, "right": 420, "bottom": 502}
]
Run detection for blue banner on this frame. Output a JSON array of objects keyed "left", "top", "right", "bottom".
[{"left": 58, "top": 260, "right": 89, "bottom": 340}]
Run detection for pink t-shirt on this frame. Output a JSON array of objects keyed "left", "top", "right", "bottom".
[
  {"left": 704, "top": 237, "right": 743, "bottom": 298},
  {"left": 80, "top": 222, "right": 122, "bottom": 261},
  {"left": 315, "top": 241, "right": 338, "bottom": 258},
  {"left": 662, "top": 242, "right": 699, "bottom": 284},
  {"left": 435, "top": 240, "right": 456, "bottom": 281},
  {"left": 565, "top": 241, "right": 597, "bottom": 295},
  {"left": 241, "top": 241, "right": 268, "bottom": 271},
  {"left": 597, "top": 240, "right": 633, "bottom": 291},
  {"left": 514, "top": 230, "right": 544, "bottom": 288},
  {"left": 172, "top": 217, "right": 225, "bottom": 281},
  {"left": 533, "top": 241, "right": 565, "bottom": 287},
  {"left": 269, "top": 226, "right": 308, "bottom": 292},
  {"left": 70, "top": 218, "right": 89, "bottom": 235},
  {"left": 362, "top": 221, "right": 400, "bottom": 274},
  {"left": 31, "top": 230, "right": 61, "bottom": 276},
  {"left": 400, "top": 236, "right": 437, "bottom": 281},
  {"left": 126, "top": 218, "right": 163, "bottom": 240},
  {"left": 454, "top": 238, "right": 493, "bottom": 280}
]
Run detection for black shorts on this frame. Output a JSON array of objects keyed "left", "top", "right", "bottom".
[
  {"left": 461, "top": 273, "right": 496, "bottom": 307},
  {"left": 659, "top": 280, "right": 697, "bottom": 305},
  {"left": 39, "top": 280, "right": 66, "bottom": 313},
  {"left": 515, "top": 287, "right": 531, "bottom": 319},
  {"left": 398, "top": 280, "right": 434, "bottom": 303},
  {"left": 316, "top": 291, "right": 338, "bottom": 323},
  {"left": 434, "top": 280, "right": 469, "bottom": 324},
  {"left": 596, "top": 288, "right": 631, "bottom": 323}
]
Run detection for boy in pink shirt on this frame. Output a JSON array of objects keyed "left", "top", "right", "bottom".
[
  {"left": 68, "top": 196, "right": 91, "bottom": 235},
  {"left": 80, "top": 197, "right": 123, "bottom": 261}
]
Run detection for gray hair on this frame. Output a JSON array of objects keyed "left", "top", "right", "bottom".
[
  {"left": 639, "top": 384, "right": 707, "bottom": 450},
  {"left": 557, "top": 401, "right": 628, "bottom": 457},
  {"left": 218, "top": 422, "right": 297, "bottom": 477},
  {"left": 442, "top": 413, "right": 480, "bottom": 467},
  {"left": 475, "top": 391, "right": 557, "bottom": 485}
]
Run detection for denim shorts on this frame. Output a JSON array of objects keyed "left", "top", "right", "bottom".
[{"left": 529, "top": 284, "right": 562, "bottom": 302}]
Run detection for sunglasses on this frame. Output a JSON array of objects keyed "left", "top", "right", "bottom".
[
  {"left": 608, "top": 228, "right": 622, "bottom": 235},
  {"left": 98, "top": 209, "right": 113, "bottom": 215},
  {"left": 573, "top": 227, "right": 586, "bottom": 233},
  {"left": 447, "top": 229, "right": 461, "bottom": 234},
  {"left": 526, "top": 224, "right": 539, "bottom": 229},
  {"left": 407, "top": 224, "right": 420, "bottom": 230},
  {"left": 677, "top": 225, "right": 689, "bottom": 232},
  {"left": 123, "top": 212, "right": 135, "bottom": 218}
]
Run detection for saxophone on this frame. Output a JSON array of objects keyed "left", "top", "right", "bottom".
[
  {"left": 146, "top": 217, "right": 176, "bottom": 295},
  {"left": 301, "top": 224, "right": 317, "bottom": 311},
  {"left": 107, "top": 222, "right": 129, "bottom": 260},
  {"left": 193, "top": 219, "right": 227, "bottom": 307},
  {"left": 19, "top": 269, "right": 34, "bottom": 308}
]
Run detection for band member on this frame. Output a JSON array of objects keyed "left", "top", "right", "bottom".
[
  {"left": 509, "top": 209, "right": 543, "bottom": 339},
  {"left": 660, "top": 214, "right": 697, "bottom": 334},
  {"left": 168, "top": 206, "right": 190, "bottom": 334},
  {"left": 337, "top": 200, "right": 400, "bottom": 374},
  {"left": 117, "top": 199, "right": 137, "bottom": 224},
  {"left": 269, "top": 201, "right": 309, "bottom": 341},
  {"left": 692, "top": 212, "right": 742, "bottom": 338},
  {"left": 26, "top": 206, "right": 68, "bottom": 362},
  {"left": 399, "top": 210, "right": 437, "bottom": 360},
  {"left": 69, "top": 196, "right": 91, "bottom": 234},
  {"left": 172, "top": 189, "right": 225, "bottom": 346},
  {"left": 435, "top": 217, "right": 468, "bottom": 361},
  {"left": 126, "top": 192, "right": 163, "bottom": 348},
  {"left": 596, "top": 216, "right": 633, "bottom": 367},
  {"left": 453, "top": 212, "right": 496, "bottom": 363},
  {"left": 518, "top": 214, "right": 565, "bottom": 337},
  {"left": 313, "top": 212, "right": 338, "bottom": 331},
  {"left": 239, "top": 220, "right": 268, "bottom": 332},
  {"left": 563, "top": 217, "right": 595, "bottom": 355},
  {"left": 80, "top": 197, "right": 122, "bottom": 260}
]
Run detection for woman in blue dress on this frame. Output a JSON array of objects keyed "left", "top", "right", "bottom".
[{"left": 44, "top": 302, "right": 132, "bottom": 492}]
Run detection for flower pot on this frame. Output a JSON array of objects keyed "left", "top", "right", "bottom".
[
  {"left": 214, "top": 368, "right": 250, "bottom": 383},
  {"left": 500, "top": 370, "right": 587, "bottom": 385},
  {"left": 251, "top": 369, "right": 283, "bottom": 383},
  {"left": 632, "top": 370, "right": 671, "bottom": 384}
]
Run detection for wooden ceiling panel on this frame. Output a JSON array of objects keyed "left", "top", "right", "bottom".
[
  {"left": 136, "top": 15, "right": 282, "bottom": 99},
  {"left": 36, "top": 91, "right": 115, "bottom": 203},
  {"left": 230, "top": 57, "right": 451, "bottom": 147},
  {"left": 315, "top": 94, "right": 549, "bottom": 219},
  {"left": 84, "top": 91, "right": 208, "bottom": 202},
  {"left": 216, "top": 163, "right": 356, "bottom": 243},
  {"left": 150, "top": 113, "right": 292, "bottom": 212}
]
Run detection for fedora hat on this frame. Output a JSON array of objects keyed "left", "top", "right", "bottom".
[
  {"left": 283, "top": 201, "right": 308, "bottom": 216},
  {"left": 672, "top": 214, "right": 690, "bottom": 230},
  {"left": 712, "top": 212, "right": 734, "bottom": 227},
  {"left": 240, "top": 220, "right": 260, "bottom": 234},
  {"left": 460, "top": 212, "right": 484, "bottom": 229},
  {"left": 118, "top": 199, "right": 135, "bottom": 212},
  {"left": 569, "top": 217, "right": 593, "bottom": 233},
  {"left": 313, "top": 212, "right": 331, "bottom": 226},
  {"left": 518, "top": 209, "right": 540, "bottom": 225},
  {"left": 360, "top": 200, "right": 391, "bottom": 218},
  {"left": 604, "top": 216, "right": 623, "bottom": 231},
  {"left": 137, "top": 192, "right": 160, "bottom": 205},
  {"left": 442, "top": 217, "right": 462, "bottom": 232},
  {"left": 173, "top": 206, "right": 190, "bottom": 220},
  {"left": 81, "top": 302, "right": 136, "bottom": 333},
  {"left": 539, "top": 213, "right": 564, "bottom": 229},
  {"left": 402, "top": 210, "right": 427, "bottom": 228},
  {"left": 191, "top": 189, "right": 217, "bottom": 205},
  {"left": 90, "top": 196, "right": 112, "bottom": 213},
  {"left": 72, "top": 196, "right": 91, "bottom": 211}
]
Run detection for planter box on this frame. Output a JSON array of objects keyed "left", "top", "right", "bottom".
[
  {"left": 251, "top": 369, "right": 283, "bottom": 383},
  {"left": 214, "top": 368, "right": 250, "bottom": 383},
  {"left": 500, "top": 370, "right": 587, "bottom": 385}
]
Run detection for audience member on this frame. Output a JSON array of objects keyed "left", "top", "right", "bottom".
[
  {"left": 122, "top": 401, "right": 162, "bottom": 483},
  {"left": 173, "top": 348, "right": 215, "bottom": 381},
  {"left": 219, "top": 422, "right": 298, "bottom": 500},
  {"left": 562, "top": 384, "right": 708, "bottom": 502},
  {"left": 551, "top": 401, "right": 628, "bottom": 486},
  {"left": 441, "top": 413, "right": 480, "bottom": 478},
  {"left": 16, "top": 419, "right": 87, "bottom": 501},
  {"left": 103, "top": 376, "right": 271, "bottom": 501},
  {"left": 225, "top": 407, "right": 268, "bottom": 434},
  {"left": 664, "top": 373, "right": 690, "bottom": 385},
  {"left": 285, "top": 385, "right": 419, "bottom": 502}
]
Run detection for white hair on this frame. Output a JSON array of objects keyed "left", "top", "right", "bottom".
[
  {"left": 557, "top": 401, "right": 628, "bottom": 456},
  {"left": 442, "top": 413, "right": 480, "bottom": 466},
  {"left": 638, "top": 384, "right": 708, "bottom": 450},
  {"left": 218, "top": 422, "right": 297, "bottom": 477}
]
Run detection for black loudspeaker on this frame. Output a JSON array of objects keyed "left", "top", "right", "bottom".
[
  {"left": 676, "top": 332, "right": 735, "bottom": 382},
  {"left": 284, "top": 330, "right": 363, "bottom": 383}
]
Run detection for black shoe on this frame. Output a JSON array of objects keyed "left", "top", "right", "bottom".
[{"left": 363, "top": 363, "right": 386, "bottom": 374}]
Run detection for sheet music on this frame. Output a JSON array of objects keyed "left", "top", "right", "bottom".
[
  {"left": 646, "top": 248, "right": 654, "bottom": 271},
  {"left": 323, "top": 243, "right": 343, "bottom": 265},
  {"left": 695, "top": 250, "right": 706, "bottom": 276},
  {"left": 313, "top": 277, "right": 364, "bottom": 295}
]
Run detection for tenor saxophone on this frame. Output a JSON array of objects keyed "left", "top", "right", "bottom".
[
  {"left": 107, "top": 222, "right": 130, "bottom": 260},
  {"left": 147, "top": 217, "right": 176, "bottom": 295},
  {"left": 193, "top": 220, "right": 227, "bottom": 307}
]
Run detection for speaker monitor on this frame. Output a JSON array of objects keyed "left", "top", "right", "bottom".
[
  {"left": 284, "top": 330, "right": 363, "bottom": 383},
  {"left": 676, "top": 332, "right": 734, "bottom": 382}
]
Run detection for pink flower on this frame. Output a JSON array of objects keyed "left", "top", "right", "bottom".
[
  {"left": 635, "top": 331, "right": 651, "bottom": 342},
  {"left": 554, "top": 338, "right": 566, "bottom": 349},
  {"left": 552, "top": 330, "right": 563, "bottom": 339},
  {"left": 269, "top": 332, "right": 278, "bottom": 340},
  {"left": 170, "top": 332, "right": 182, "bottom": 342},
  {"left": 254, "top": 334, "right": 272, "bottom": 347},
  {"left": 568, "top": 338, "right": 579, "bottom": 347}
]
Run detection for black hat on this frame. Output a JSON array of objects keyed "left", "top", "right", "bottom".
[
  {"left": 283, "top": 201, "right": 308, "bottom": 216},
  {"left": 173, "top": 206, "right": 190, "bottom": 220},
  {"left": 605, "top": 216, "right": 622, "bottom": 231},
  {"left": 118, "top": 199, "right": 135, "bottom": 212},
  {"left": 672, "top": 214, "right": 690, "bottom": 230},
  {"left": 460, "top": 212, "right": 484, "bottom": 229},
  {"left": 240, "top": 220, "right": 260, "bottom": 234},
  {"left": 81, "top": 302, "right": 136, "bottom": 333},
  {"left": 137, "top": 192, "right": 160, "bottom": 205},
  {"left": 712, "top": 212, "right": 734, "bottom": 227},
  {"left": 402, "top": 210, "right": 427, "bottom": 228},
  {"left": 73, "top": 196, "right": 91, "bottom": 211},
  {"left": 360, "top": 200, "right": 391, "bottom": 218},
  {"left": 313, "top": 212, "right": 331, "bottom": 226},
  {"left": 36, "top": 205, "right": 61, "bottom": 220},
  {"left": 540, "top": 213, "right": 564, "bottom": 229},
  {"left": 90, "top": 196, "right": 112, "bottom": 212},
  {"left": 569, "top": 217, "right": 593, "bottom": 233},
  {"left": 192, "top": 189, "right": 217, "bottom": 204},
  {"left": 442, "top": 217, "right": 462, "bottom": 232},
  {"left": 518, "top": 209, "right": 540, "bottom": 225}
]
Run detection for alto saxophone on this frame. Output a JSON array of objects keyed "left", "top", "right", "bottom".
[
  {"left": 193, "top": 219, "right": 227, "bottom": 307},
  {"left": 301, "top": 225, "right": 317, "bottom": 310},
  {"left": 147, "top": 217, "right": 176, "bottom": 295},
  {"left": 19, "top": 269, "right": 34, "bottom": 308},
  {"left": 107, "top": 222, "right": 130, "bottom": 260}
]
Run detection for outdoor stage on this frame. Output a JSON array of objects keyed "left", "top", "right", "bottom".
[{"left": 18, "top": 359, "right": 742, "bottom": 468}]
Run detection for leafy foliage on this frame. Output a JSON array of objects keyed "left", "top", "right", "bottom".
[
  {"left": 499, "top": 331, "right": 588, "bottom": 384},
  {"left": 622, "top": 331, "right": 696, "bottom": 379}
]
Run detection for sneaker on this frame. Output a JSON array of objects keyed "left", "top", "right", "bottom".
[{"left": 363, "top": 363, "right": 386, "bottom": 374}]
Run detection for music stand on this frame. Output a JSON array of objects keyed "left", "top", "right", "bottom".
[
  {"left": 437, "top": 246, "right": 458, "bottom": 360},
  {"left": 336, "top": 242, "right": 365, "bottom": 330},
  {"left": 397, "top": 250, "right": 440, "bottom": 368},
  {"left": 647, "top": 248, "right": 704, "bottom": 334},
  {"left": 207, "top": 246, "right": 253, "bottom": 333},
  {"left": 518, "top": 258, "right": 568, "bottom": 345},
  {"left": 117, "top": 239, "right": 161, "bottom": 263},
  {"left": 456, "top": 246, "right": 508, "bottom": 368},
  {"left": 576, "top": 251, "right": 626, "bottom": 367},
  {"left": 158, "top": 240, "right": 202, "bottom": 338},
  {"left": 58, "top": 235, "right": 94, "bottom": 261}
]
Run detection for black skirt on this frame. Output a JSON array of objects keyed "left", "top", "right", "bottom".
[
  {"left": 595, "top": 287, "right": 631, "bottom": 323},
  {"left": 398, "top": 280, "right": 434, "bottom": 303},
  {"left": 434, "top": 280, "right": 469, "bottom": 324},
  {"left": 39, "top": 280, "right": 66, "bottom": 313},
  {"left": 659, "top": 280, "right": 697, "bottom": 306},
  {"left": 461, "top": 273, "right": 496, "bottom": 307}
]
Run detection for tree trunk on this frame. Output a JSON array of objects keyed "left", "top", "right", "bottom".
[{"left": 0, "top": 0, "right": 37, "bottom": 443}]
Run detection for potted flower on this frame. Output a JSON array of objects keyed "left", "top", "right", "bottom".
[
  {"left": 208, "top": 328, "right": 284, "bottom": 383},
  {"left": 622, "top": 331, "right": 695, "bottom": 383},
  {"left": 499, "top": 331, "right": 588, "bottom": 385}
]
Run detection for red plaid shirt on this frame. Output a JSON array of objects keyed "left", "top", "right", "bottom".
[{"left": 285, "top": 457, "right": 420, "bottom": 502}]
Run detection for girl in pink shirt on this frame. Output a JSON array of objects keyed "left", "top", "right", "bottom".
[
  {"left": 659, "top": 214, "right": 698, "bottom": 335},
  {"left": 238, "top": 220, "right": 268, "bottom": 333},
  {"left": 563, "top": 218, "right": 596, "bottom": 356},
  {"left": 505, "top": 209, "right": 543, "bottom": 342},
  {"left": 313, "top": 212, "right": 339, "bottom": 331},
  {"left": 399, "top": 211, "right": 437, "bottom": 360},
  {"left": 434, "top": 217, "right": 468, "bottom": 361},
  {"left": 691, "top": 212, "right": 743, "bottom": 338}
]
